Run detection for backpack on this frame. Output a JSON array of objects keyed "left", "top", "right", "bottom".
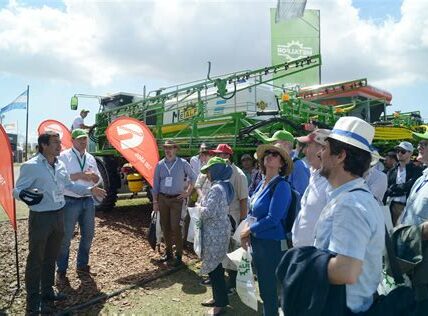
[{"left": 269, "top": 176, "right": 302, "bottom": 241}]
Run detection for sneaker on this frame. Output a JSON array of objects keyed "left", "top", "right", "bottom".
[
  {"left": 227, "top": 287, "right": 236, "bottom": 296},
  {"left": 76, "top": 265, "right": 97, "bottom": 276}
]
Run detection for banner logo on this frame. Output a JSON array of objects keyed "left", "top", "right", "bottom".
[
  {"left": 37, "top": 120, "right": 73, "bottom": 151},
  {"left": 117, "top": 123, "right": 145, "bottom": 149},
  {"left": 106, "top": 117, "right": 159, "bottom": 187},
  {"left": 277, "top": 40, "right": 313, "bottom": 60}
]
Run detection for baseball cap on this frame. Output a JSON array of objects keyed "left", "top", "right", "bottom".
[
  {"left": 80, "top": 109, "right": 90, "bottom": 113},
  {"left": 71, "top": 129, "right": 88, "bottom": 139},
  {"left": 395, "top": 141, "right": 414, "bottom": 152},
  {"left": 296, "top": 129, "right": 331, "bottom": 145},
  {"left": 210, "top": 144, "right": 233, "bottom": 155},
  {"left": 266, "top": 130, "right": 294, "bottom": 143}
]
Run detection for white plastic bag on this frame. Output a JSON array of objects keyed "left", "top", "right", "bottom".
[
  {"left": 188, "top": 206, "right": 202, "bottom": 257},
  {"left": 156, "top": 210, "right": 163, "bottom": 243},
  {"left": 187, "top": 208, "right": 197, "bottom": 242},
  {"left": 232, "top": 219, "right": 247, "bottom": 244},
  {"left": 227, "top": 247, "right": 258, "bottom": 311}
]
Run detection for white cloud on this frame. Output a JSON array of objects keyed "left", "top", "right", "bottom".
[{"left": 0, "top": 0, "right": 427, "bottom": 94}]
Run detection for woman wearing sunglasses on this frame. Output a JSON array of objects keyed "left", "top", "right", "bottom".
[{"left": 240, "top": 143, "right": 293, "bottom": 316}]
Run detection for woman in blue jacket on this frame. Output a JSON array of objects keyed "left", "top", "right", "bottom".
[{"left": 240, "top": 143, "right": 293, "bottom": 316}]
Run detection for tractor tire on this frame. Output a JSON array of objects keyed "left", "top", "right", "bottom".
[{"left": 95, "top": 156, "right": 121, "bottom": 211}]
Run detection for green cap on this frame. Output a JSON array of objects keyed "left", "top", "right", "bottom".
[
  {"left": 266, "top": 130, "right": 294, "bottom": 143},
  {"left": 71, "top": 129, "right": 88, "bottom": 139},
  {"left": 200, "top": 157, "right": 228, "bottom": 174}
]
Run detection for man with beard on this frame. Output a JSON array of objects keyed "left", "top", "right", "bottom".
[{"left": 314, "top": 117, "right": 384, "bottom": 314}]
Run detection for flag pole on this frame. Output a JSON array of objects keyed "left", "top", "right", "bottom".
[
  {"left": 10, "top": 138, "right": 20, "bottom": 289},
  {"left": 24, "top": 85, "right": 29, "bottom": 161}
]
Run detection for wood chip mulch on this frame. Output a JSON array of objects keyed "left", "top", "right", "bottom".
[{"left": 0, "top": 203, "right": 197, "bottom": 315}]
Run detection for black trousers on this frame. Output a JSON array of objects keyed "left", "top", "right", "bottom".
[
  {"left": 209, "top": 264, "right": 229, "bottom": 308},
  {"left": 26, "top": 209, "right": 64, "bottom": 312}
]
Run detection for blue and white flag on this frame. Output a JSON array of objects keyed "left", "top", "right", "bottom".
[{"left": 0, "top": 90, "right": 27, "bottom": 115}]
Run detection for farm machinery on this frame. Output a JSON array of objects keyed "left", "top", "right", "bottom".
[{"left": 70, "top": 54, "right": 426, "bottom": 210}]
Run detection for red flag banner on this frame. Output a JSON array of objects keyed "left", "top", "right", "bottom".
[
  {"left": 0, "top": 125, "right": 17, "bottom": 230},
  {"left": 37, "top": 120, "right": 73, "bottom": 151},
  {"left": 106, "top": 116, "right": 159, "bottom": 187}
]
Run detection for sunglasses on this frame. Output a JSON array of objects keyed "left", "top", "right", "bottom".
[
  {"left": 396, "top": 149, "right": 408, "bottom": 154},
  {"left": 264, "top": 150, "right": 280, "bottom": 157}
]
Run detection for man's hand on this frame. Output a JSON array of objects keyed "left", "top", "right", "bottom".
[
  {"left": 90, "top": 186, "right": 106, "bottom": 200},
  {"left": 241, "top": 236, "right": 251, "bottom": 250},
  {"left": 178, "top": 191, "right": 190, "bottom": 200}
]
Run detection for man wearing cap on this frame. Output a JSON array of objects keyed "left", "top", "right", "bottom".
[
  {"left": 56, "top": 129, "right": 101, "bottom": 283},
  {"left": 240, "top": 154, "right": 256, "bottom": 186},
  {"left": 71, "top": 109, "right": 92, "bottom": 131},
  {"left": 292, "top": 129, "right": 331, "bottom": 247},
  {"left": 266, "top": 130, "right": 309, "bottom": 196},
  {"left": 398, "top": 136, "right": 428, "bottom": 314},
  {"left": 314, "top": 117, "right": 384, "bottom": 313},
  {"left": 384, "top": 141, "right": 422, "bottom": 225},
  {"left": 152, "top": 140, "right": 197, "bottom": 266},
  {"left": 13, "top": 131, "right": 106, "bottom": 315}
]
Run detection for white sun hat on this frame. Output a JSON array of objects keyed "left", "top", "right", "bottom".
[{"left": 328, "top": 117, "right": 374, "bottom": 153}]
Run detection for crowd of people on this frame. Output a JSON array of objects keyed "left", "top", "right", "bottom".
[{"left": 13, "top": 115, "right": 428, "bottom": 315}]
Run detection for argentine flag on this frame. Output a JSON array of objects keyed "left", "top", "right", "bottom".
[{"left": 0, "top": 90, "right": 27, "bottom": 115}]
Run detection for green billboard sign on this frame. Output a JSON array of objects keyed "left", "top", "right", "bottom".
[{"left": 271, "top": 9, "right": 320, "bottom": 89}]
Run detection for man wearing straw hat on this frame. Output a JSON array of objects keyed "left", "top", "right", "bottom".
[
  {"left": 152, "top": 140, "right": 197, "bottom": 267},
  {"left": 314, "top": 117, "right": 384, "bottom": 313}
]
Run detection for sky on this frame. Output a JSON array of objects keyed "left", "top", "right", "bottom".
[{"left": 0, "top": 0, "right": 427, "bottom": 145}]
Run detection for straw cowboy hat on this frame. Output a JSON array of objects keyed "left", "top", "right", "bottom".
[
  {"left": 328, "top": 117, "right": 374, "bottom": 152},
  {"left": 256, "top": 143, "right": 293, "bottom": 176}
]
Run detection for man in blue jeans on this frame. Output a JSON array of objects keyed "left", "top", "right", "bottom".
[{"left": 56, "top": 129, "right": 101, "bottom": 284}]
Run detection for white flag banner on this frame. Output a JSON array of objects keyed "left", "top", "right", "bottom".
[{"left": 275, "top": 0, "right": 307, "bottom": 23}]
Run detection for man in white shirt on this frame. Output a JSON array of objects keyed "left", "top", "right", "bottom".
[
  {"left": 189, "top": 143, "right": 210, "bottom": 176},
  {"left": 292, "top": 129, "right": 331, "bottom": 247},
  {"left": 71, "top": 109, "right": 92, "bottom": 130},
  {"left": 56, "top": 129, "right": 101, "bottom": 283}
]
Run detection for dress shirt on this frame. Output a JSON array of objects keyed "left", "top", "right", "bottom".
[
  {"left": 287, "top": 159, "right": 310, "bottom": 196},
  {"left": 190, "top": 155, "right": 201, "bottom": 175},
  {"left": 152, "top": 157, "right": 197, "bottom": 196},
  {"left": 365, "top": 167, "right": 388, "bottom": 204},
  {"left": 392, "top": 165, "right": 407, "bottom": 203},
  {"left": 13, "top": 153, "right": 92, "bottom": 212},
  {"left": 314, "top": 178, "right": 384, "bottom": 313},
  {"left": 59, "top": 147, "right": 101, "bottom": 198},
  {"left": 400, "top": 168, "right": 428, "bottom": 225},
  {"left": 292, "top": 168, "right": 330, "bottom": 247}
]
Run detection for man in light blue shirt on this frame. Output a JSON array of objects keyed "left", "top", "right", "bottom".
[
  {"left": 314, "top": 117, "right": 384, "bottom": 314},
  {"left": 152, "top": 140, "right": 196, "bottom": 267},
  {"left": 13, "top": 131, "right": 105, "bottom": 315}
]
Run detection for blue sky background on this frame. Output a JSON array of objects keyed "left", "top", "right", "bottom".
[{"left": 0, "top": 0, "right": 426, "bottom": 144}]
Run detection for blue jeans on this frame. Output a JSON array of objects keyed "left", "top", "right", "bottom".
[
  {"left": 251, "top": 236, "right": 285, "bottom": 316},
  {"left": 57, "top": 197, "right": 95, "bottom": 273}
]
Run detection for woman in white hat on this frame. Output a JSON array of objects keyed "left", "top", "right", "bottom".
[{"left": 240, "top": 143, "right": 293, "bottom": 316}]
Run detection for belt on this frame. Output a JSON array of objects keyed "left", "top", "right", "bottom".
[
  {"left": 65, "top": 196, "right": 92, "bottom": 200},
  {"left": 159, "top": 193, "right": 180, "bottom": 199}
]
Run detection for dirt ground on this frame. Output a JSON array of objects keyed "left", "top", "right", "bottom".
[{"left": 0, "top": 199, "right": 260, "bottom": 315}]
